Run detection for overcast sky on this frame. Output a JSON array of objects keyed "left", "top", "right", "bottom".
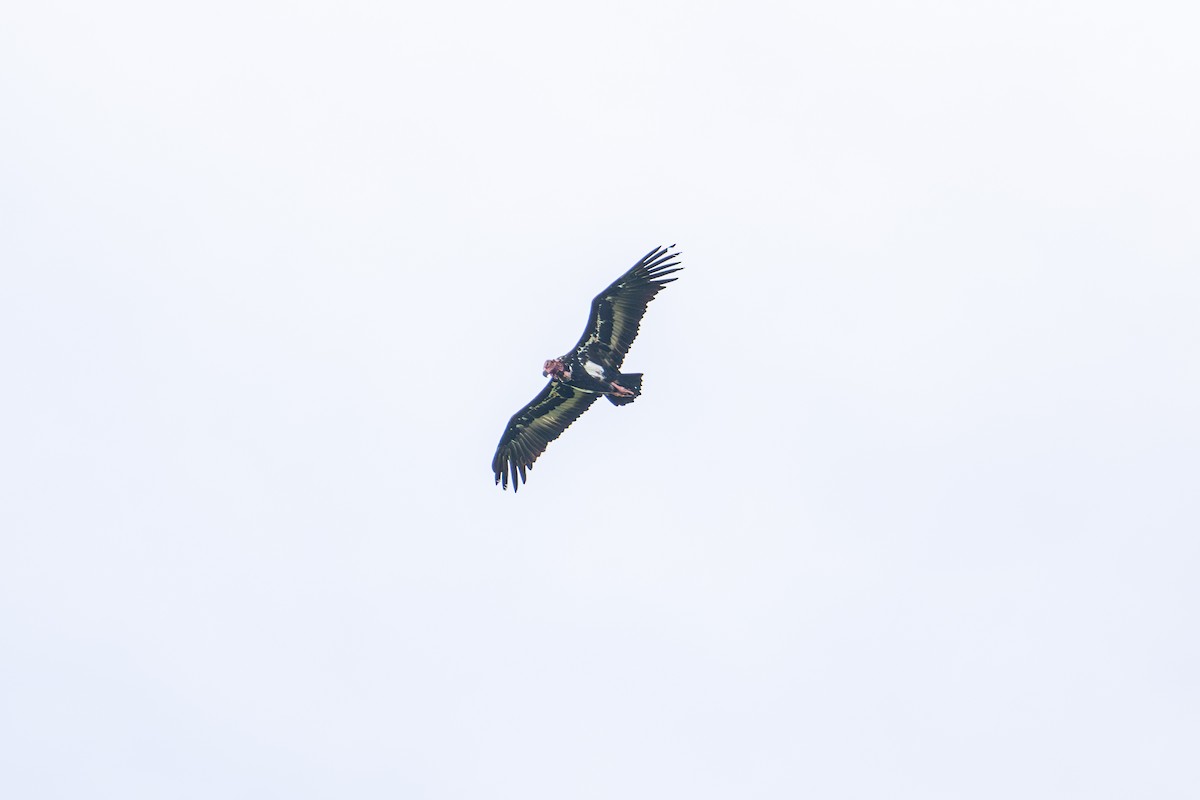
[{"left": 2, "top": 1, "right": 1198, "bottom": 798}]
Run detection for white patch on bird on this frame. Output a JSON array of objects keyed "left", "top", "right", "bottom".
[{"left": 583, "top": 360, "right": 605, "bottom": 379}]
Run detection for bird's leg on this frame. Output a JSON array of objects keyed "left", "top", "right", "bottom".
[{"left": 609, "top": 381, "right": 635, "bottom": 397}]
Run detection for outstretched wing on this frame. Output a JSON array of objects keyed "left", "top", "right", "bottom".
[
  {"left": 572, "top": 245, "right": 683, "bottom": 368},
  {"left": 492, "top": 381, "right": 601, "bottom": 492}
]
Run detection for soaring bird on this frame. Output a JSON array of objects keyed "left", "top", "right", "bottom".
[{"left": 492, "top": 245, "right": 683, "bottom": 491}]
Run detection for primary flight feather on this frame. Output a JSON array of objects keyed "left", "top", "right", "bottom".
[{"left": 492, "top": 245, "right": 683, "bottom": 492}]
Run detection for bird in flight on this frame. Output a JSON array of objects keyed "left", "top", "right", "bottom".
[{"left": 492, "top": 245, "right": 683, "bottom": 492}]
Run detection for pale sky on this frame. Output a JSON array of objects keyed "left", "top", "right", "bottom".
[{"left": 2, "top": 1, "right": 1198, "bottom": 798}]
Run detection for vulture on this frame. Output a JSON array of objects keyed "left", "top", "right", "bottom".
[{"left": 492, "top": 245, "right": 683, "bottom": 491}]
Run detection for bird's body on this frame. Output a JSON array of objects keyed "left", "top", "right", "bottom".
[
  {"left": 544, "top": 341, "right": 642, "bottom": 403},
  {"left": 492, "top": 245, "right": 683, "bottom": 491}
]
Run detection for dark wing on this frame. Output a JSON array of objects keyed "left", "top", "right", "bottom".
[
  {"left": 572, "top": 245, "right": 683, "bottom": 368},
  {"left": 492, "top": 381, "right": 601, "bottom": 492}
]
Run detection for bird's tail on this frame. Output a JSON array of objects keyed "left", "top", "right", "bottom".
[{"left": 606, "top": 373, "right": 642, "bottom": 406}]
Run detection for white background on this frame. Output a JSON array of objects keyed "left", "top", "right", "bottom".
[{"left": 2, "top": 1, "right": 1197, "bottom": 797}]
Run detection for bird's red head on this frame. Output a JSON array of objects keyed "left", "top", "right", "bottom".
[{"left": 543, "top": 358, "right": 569, "bottom": 379}]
